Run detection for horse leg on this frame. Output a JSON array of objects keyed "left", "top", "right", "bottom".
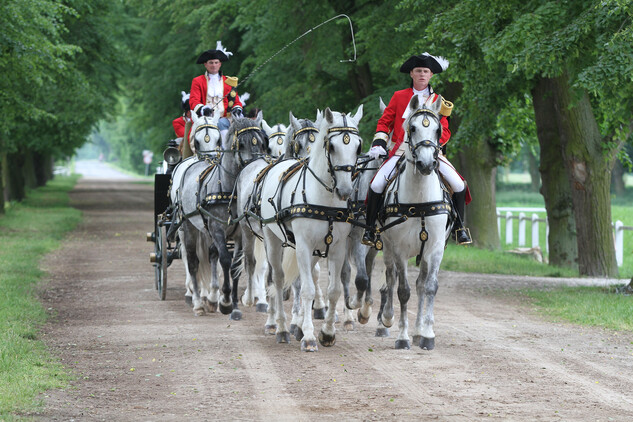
[
  {"left": 210, "top": 225, "right": 233, "bottom": 316},
  {"left": 263, "top": 230, "right": 290, "bottom": 343},
  {"left": 319, "top": 251, "right": 344, "bottom": 346},
  {"left": 296, "top": 246, "right": 318, "bottom": 352},
  {"left": 375, "top": 284, "right": 390, "bottom": 337},
  {"left": 253, "top": 240, "right": 269, "bottom": 313},
  {"left": 415, "top": 254, "right": 440, "bottom": 351},
  {"left": 240, "top": 232, "right": 257, "bottom": 308},
  {"left": 358, "top": 247, "right": 378, "bottom": 324},
  {"left": 178, "top": 227, "right": 193, "bottom": 306},
  {"left": 229, "top": 240, "right": 244, "bottom": 321},
  {"left": 183, "top": 222, "right": 204, "bottom": 316},
  {"left": 312, "top": 262, "right": 327, "bottom": 320},
  {"left": 290, "top": 277, "right": 301, "bottom": 337},
  {"left": 394, "top": 258, "right": 411, "bottom": 350},
  {"left": 379, "top": 255, "right": 396, "bottom": 329},
  {"left": 340, "top": 257, "right": 355, "bottom": 331},
  {"left": 206, "top": 243, "right": 220, "bottom": 313},
  {"left": 263, "top": 262, "right": 277, "bottom": 335}
]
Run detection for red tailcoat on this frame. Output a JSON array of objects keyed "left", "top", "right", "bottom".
[
  {"left": 376, "top": 88, "right": 450, "bottom": 159},
  {"left": 172, "top": 116, "right": 186, "bottom": 138},
  {"left": 189, "top": 74, "right": 242, "bottom": 116}
]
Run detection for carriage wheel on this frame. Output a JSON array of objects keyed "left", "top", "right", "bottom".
[{"left": 155, "top": 221, "right": 168, "bottom": 300}]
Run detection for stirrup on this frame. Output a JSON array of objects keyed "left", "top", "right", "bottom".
[
  {"left": 361, "top": 230, "right": 375, "bottom": 247},
  {"left": 455, "top": 227, "right": 472, "bottom": 245}
]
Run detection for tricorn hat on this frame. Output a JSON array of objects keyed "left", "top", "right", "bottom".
[
  {"left": 399, "top": 52, "right": 449, "bottom": 74},
  {"left": 196, "top": 40, "right": 233, "bottom": 63}
]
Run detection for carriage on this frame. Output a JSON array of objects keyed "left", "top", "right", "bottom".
[{"left": 147, "top": 139, "right": 183, "bottom": 300}]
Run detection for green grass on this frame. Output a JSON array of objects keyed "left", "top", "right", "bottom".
[
  {"left": 0, "top": 175, "right": 81, "bottom": 416},
  {"left": 520, "top": 285, "right": 633, "bottom": 331}
]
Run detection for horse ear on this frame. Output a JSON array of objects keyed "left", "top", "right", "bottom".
[
  {"left": 289, "top": 111, "right": 301, "bottom": 130},
  {"left": 261, "top": 119, "right": 272, "bottom": 133},
  {"left": 408, "top": 95, "right": 420, "bottom": 111},
  {"left": 315, "top": 108, "right": 322, "bottom": 122},
  {"left": 255, "top": 110, "right": 263, "bottom": 126},
  {"left": 379, "top": 97, "right": 386, "bottom": 113},
  {"left": 325, "top": 107, "right": 334, "bottom": 124},
  {"left": 351, "top": 104, "right": 363, "bottom": 124},
  {"left": 191, "top": 110, "right": 199, "bottom": 125}
]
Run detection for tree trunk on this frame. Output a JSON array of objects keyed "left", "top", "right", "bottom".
[
  {"left": 23, "top": 150, "right": 37, "bottom": 190},
  {"left": 550, "top": 73, "right": 619, "bottom": 277},
  {"left": 33, "top": 151, "right": 51, "bottom": 187},
  {"left": 5, "top": 152, "right": 26, "bottom": 202},
  {"left": 611, "top": 157, "right": 625, "bottom": 196},
  {"left": 457, "top": 141, "right": 500, "bottom": 250},
  {"left": 531, "top": 78, "right": 578, "bottom": 269}
]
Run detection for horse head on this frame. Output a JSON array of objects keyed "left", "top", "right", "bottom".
[
  {"left": 190, "top": 110, "right": 222, "bottom": 156},
  {"left": 225, "top": 114, "right": 268, "bottom": 170},
  {"left": 313, "top": 105, "right": 364, "bottom": 201},
  {"left": 285, "top": 111, "right": 319, "bottom": 159},
  {"left": 403, "top": 95, "right": 442, "bottom": 176},
  {"left": 262, "top": 119, "right": 288, "bottom": 157}
]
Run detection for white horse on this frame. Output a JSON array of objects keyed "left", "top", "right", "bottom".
[
  {"left": 258, "top": 106, "right": 363, "bottom": 351},
  {"left": 262, "top": 119, "right": 288, "bottom": 157},
  {"left": 170, "top": 111, "right": 222, "bottom": 307},
  {"left": 378, "top": 95, "right": 452, "bottom": 350}
]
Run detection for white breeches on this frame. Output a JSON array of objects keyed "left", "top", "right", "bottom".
[{"left": 370, "top": 154, "right": 465, "bottom": 194}]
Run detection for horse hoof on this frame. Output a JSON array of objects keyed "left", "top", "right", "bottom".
[
  {"left": 207, "top": 302, "right": 218, "bottom": 313},
  {"left": 420, "top": 337, "right": 435, "bottom": 350},
  {"left": 276, "top": 332, "right": 291, "bottom": 344},
  {"left": 318, "top": 331, "right": 336, "bottom": 347},
  {"left": 230, "top": 309, "right": 242, "bottom": 321},
  {"left": 357, "top": 309, "right": 369, "bottom": 325},
  {"left": 185, "top": 295, "right": 193, "bottom": 306},
  {"left": 381, "top": 317, "right": 394, "bottom": 328},
  {"left": 375, "top": 327, "right": 390, "bottom": 337},
  {"left": 264, "top": 324, "right": 277, "bottom": 335},
  {"left": 289, "top": 324, "right": 297, "bottom": 336},
  {"left": 343, "top": 321, "right": 354, "bottom": 332},
  {"left": 301, "top": 339, "right": 318, "bottom": 352},
  {"left": 193, "top": 308, "right": 205, "bottom": 317},
  {"left": 395, "top": 339, "right": 411, "bottom": 350},
  {"left": 256, "top": 303, "right": 268, "bottom": 313},
  {"left": 219, "top": 303, "right": 232, "bottom": 315},
  {"left": 295, "top": 327, "right": 304, "bottom": 341},
  {"left": 313, "top": 308, "right": 326, "bottom": 320}
]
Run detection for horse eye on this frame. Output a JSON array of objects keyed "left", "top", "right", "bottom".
[
  {"left": 411, "top": 126, "right": 416, "bottom": 133},
  {"left": 329, "top": 142, "right": 334, "bottom": 153}
]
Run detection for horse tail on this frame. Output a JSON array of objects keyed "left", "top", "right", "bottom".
[{"left": 282, "top": 248, "right": 299, "bottom": 289}]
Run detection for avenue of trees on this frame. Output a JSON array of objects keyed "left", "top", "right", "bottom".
[{"left": 2, "top": 0, "right": 632, "bottom": 277}]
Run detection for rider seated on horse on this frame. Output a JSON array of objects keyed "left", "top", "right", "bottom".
[
  {"left": 188, "top": 41, "right": 244, "bottom": 152},
  {"left": 362, "top": 52, "right": 472, "bottom": 246}
]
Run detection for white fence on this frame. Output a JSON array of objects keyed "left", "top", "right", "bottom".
[{"left": 496, "top": 207, "right": 632, "bottom": 267}]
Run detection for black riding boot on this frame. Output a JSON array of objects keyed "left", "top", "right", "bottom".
[
  {"left": 361, "top": 188, "right": 382, "bottom": 246},
  {"left": 452, "top": 189, "right": 473, "bottom": 245}
]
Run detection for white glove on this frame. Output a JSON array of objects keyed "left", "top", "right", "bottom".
[
  {"left": 368, "top": 145, "right": 387, "bottom": 159},
  {"left": 200, "top": 104, "right": 213, "bottom": 117}
]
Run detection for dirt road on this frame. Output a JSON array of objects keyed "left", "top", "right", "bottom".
[{"left": 35, "top": 175, "right": 633, "bottom": 421}]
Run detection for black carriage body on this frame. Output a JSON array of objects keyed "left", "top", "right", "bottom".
[{"left": 154, "top": 173, "right": 171, "bottom": 220}]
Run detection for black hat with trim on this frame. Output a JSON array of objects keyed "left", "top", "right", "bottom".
[
  {"left": 400, "top": 52, "right": 449, "bottom": 74},
  {"left": 196, "top": 40, "right": 233, "bottom": 64}
]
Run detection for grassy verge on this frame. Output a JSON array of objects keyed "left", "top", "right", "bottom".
[
  {"left": 0, "top": 175, "right": 81, "bottom": 416},
  {"left": 520, "top": 286, "right": 633, "bottom": 331}
]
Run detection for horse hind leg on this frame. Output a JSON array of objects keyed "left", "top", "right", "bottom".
[
  {"left": 183, "top": 223, "right": 204, "bottom": 316},
  {"left": 359, "top": 247, "right": 378, "bottom": 325},
  {"left": 290, "top": 278, "right": 302, "bottom": 338},
  {"left": 227, "top": 242, "right": 244, "bottom": 321},
  {"left": 375, "top": 285, "right": 390, "bottom": 337},
  {"left": 204, "top": 243, "right": 220, "bottom": 313},
  {"left": 312, "top": 262, "right": 327, "bottom": 320}
]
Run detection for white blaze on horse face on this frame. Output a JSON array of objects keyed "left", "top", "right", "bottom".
[{"left": 192, "top": 114, "right": 222, "bottom": 154}]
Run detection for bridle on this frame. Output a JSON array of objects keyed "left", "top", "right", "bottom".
[
  {"left": 290, "top": 122, "right": 318, "bottom": 157},
  {"left": 318, "top": 113, "right": 360, "bottom": 192},
  {"left": 229, "top": 125, "right": 268, "bottom": 168},
  {"left": 193, "top": 117, "right": 221, "bottom": 156},
  {"left": 405, "top": 108, "right": 441, "bottom": 170}
]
